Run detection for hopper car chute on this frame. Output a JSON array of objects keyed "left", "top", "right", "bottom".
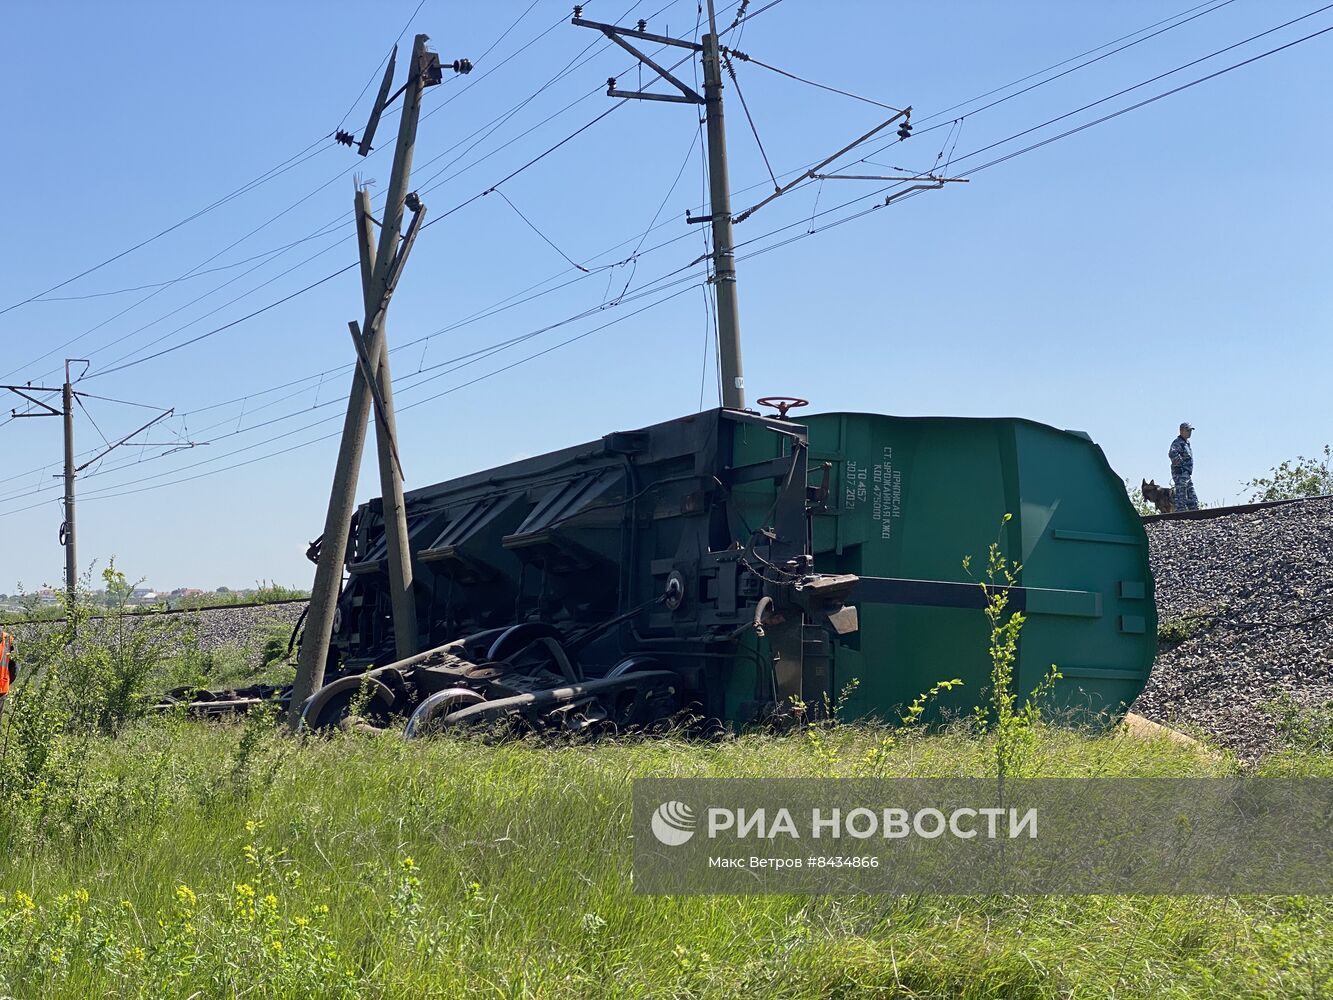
[{"left": 290, "top": 407, "right": 1155, "bottom": 734}]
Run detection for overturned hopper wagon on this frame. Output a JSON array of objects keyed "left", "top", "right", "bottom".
[{"left": 295, "top": 407, "right": 1156, "bottom": 735}]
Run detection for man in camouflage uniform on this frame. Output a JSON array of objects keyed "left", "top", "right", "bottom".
[{"left": 1168, "top": 422, "right": 1198, "bottom": 511}]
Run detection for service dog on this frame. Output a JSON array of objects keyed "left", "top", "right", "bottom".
[{"left": 1141, "top": 479, "right": 1174, "bottom": 514}]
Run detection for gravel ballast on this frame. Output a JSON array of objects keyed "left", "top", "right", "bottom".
[
  {"left": 10, "top": 601, "right": 308, "bottom": 668},
  {"left": 1133, "top": 497, "right": 1333, "bottom": 760}
]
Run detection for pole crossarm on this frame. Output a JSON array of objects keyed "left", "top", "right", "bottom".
[
  {"left": 1, "top": 386, "right": 62, "bottom": 417},
  {"left": 357, "top": 45, "right": 398, "bottom": 157},
  {"left": 572, "top": 17, "right": 703, "bottom": 103},
  {"left": 571, "top": 17, "right": 703, "bottom": 52},
  {"left": 883, "top": 179, "right": 964, "bottom": 204}
]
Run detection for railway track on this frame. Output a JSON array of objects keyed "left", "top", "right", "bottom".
[
  {"left": 1, "top": 596, "right": 309, "bottom": 628},
  {"left": 1141, "top": 493, "right": 1332, "bottom": 523}
]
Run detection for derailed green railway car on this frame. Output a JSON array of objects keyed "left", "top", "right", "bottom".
[
  {"left": 299, "top": 408, "right": 1154, "bottom": 734},
  {"left": 804, "top": 413, "right": 1155, "bottom": 725}
]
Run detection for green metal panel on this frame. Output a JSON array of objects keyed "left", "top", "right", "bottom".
[{"left": 800, "top": 413, "right": 1156, "bottom": 725}]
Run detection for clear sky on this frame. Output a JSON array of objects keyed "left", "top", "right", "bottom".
[{"left": 1, "top": 0, "right": 1329, "bottom": 594}]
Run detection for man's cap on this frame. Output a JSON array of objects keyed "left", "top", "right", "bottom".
[{"left": 1180, "top": 422, "right": 1195, "bottom": 431}]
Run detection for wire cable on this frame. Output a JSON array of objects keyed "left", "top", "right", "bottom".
[
  {"left": 335, "top": 0, "right": 429, "bottom": 130},
  {"left": 724, "top": 56, "right": 779, "bottom": 190},
  {"left": 865, "top": 1, "right": 1333, "bottom": 167},
  {"left": 727, "top": 53, "right": 904, "bottom": 112},
  {"left": 0, "top": 134, "right": 335, "bottom": 319},
  {"left": 18, "top": 7, "right": 684, "bottom": 387},
  {"left": 88, "top": 264, "right": 356, "bottom": 380},
  {"left": 492, "top": 189, "right": 591, "bottom": 273},
  {"left": 912, "top": 0, "right": 1238, "bottom": 130},
  {"left": 7, "top": 0, "right": 1301, "bottom": 493}
]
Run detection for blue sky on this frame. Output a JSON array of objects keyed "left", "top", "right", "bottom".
[{"left": 1, "top": 0, "right": 1329, "bottom": 593}]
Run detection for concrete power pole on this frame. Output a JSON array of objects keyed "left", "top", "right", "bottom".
[
  {"left": 700, "top": 2, "right": 744, "bottom": 410},
  {"left": 3, "top": 362, "right": 173, "bottom": 606},
  {"left": 62, "top": 366, "right": 76, "bottom": 603},
  {"left": 289, "top": 34, "right": 462, "bottom": 727},
  {"left": 354, "top": 186, "right": 416, "bottom": 661},
  {"left": 573, "top": 1, "right": 746, "bottom": 409}
]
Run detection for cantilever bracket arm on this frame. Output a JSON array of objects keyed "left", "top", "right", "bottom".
[
  {"left": 812, "top": 174, "right": 970, "bottom": 184},
  {"left": 74, "top": 407, "right": 174, "bottom": 472},
  {"left": 733, "top": 108, "right": 911, "bottom": 224},
  {"left": 572, "top": 17, "right": 704, "bottom": 104}
]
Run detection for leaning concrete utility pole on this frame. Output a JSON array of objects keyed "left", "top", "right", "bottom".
[
  {"left": 290, "top": 34, "right": 467, "bottom": 727},
  {"left": 573, "top": 1, "right": 746, "bottom": 409},
  {"left": 354, "top": 186, "right": 416, "bottom": 660}
]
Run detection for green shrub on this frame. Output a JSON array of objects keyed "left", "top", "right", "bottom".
[
  {"left": 1158, "top": 612, "right": 1210, "bottom": 648},
  {"left": 1244, "top": 445, "right": 1332, "bottom": 501},
  {"left": 1265, "top": 694, "right": 1333, "bottom": 753}
]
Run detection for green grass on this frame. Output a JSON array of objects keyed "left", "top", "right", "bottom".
[{"left": 0, "top": 716, "right": 1328, "bottom": 999}]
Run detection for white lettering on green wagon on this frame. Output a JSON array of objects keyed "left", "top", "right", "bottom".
[{"left": 868, "top": 446, "right": 902, "bottom": 541}]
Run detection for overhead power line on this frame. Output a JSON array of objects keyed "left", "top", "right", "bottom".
[
  {"left": 0, "top": 136, "right": 335, "bottom": 319},
  {"left": 5, "top": 0, "right": 1314, "bottom": 518},
  {"left": 26, "top": 1, "right": 1281, "bottom": 437},
  {"left": 910, "top": 0, "right": 1239, "bottom": 131},
  {"left": 10, "top": 0, "right": 1324, "bottom": 513},
  {"left": 0, "top": 283, "right": 705, "bottom": 516},
  {"left": 5, "top": 4, "right": 670, "bottom": 389},
  {"left": 858, "top": 1, "right": 1333, "bottom": 168},
  {"left": 725, "top": 52, "right": 904, "bottom": 112},
  {"left": 69, "top": 37, "right": 697, "bottom": 384},
  {"left": 84, "top": 264, "right": 357, "bottom": 380}
]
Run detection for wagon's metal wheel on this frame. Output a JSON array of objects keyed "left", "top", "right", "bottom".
[
  {"left": 486, "top": 622, "right": 563, "bottom": 662},
  {"left": 605, "top": 655, "right": 660, "bottom": 679},
  {"left": 402, "top": 687, "right": 487, "bottom": 740},
  {"left": 298, "top": 674, "right": 397, "bottom": 732}
]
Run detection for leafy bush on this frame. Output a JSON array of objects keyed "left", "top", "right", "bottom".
[
  {"left": 0, "top": 564, "right": 197, "bottom": 838},
  {"left": 1264, "top": 694, "right": 1333, "bottom": 754},
  {"left": 10, "top": 564, "right": 188, "bottom": 737},
  {"left": 1158, "top": 612, "right": 1210, "bottom": 648},
  {"left": 1244, "top": 445, "right": 1332, "bottom": 501}
]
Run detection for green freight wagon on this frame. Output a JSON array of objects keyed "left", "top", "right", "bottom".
[
  {"left": 294, "top": 407, "right": 1155, "bottom": 734},
  {"left": 801, "top": 412, "right": 1155, "bottom": 724}
]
